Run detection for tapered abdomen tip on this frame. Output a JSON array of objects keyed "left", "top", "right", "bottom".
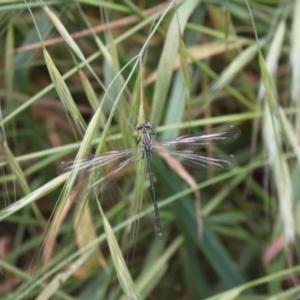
[{"left": 158, "top": 232, "right": 164, "bottom": 240}]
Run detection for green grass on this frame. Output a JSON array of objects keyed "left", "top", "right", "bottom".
[{"left": 0, "top": 0, "right": 300, "bottom": 299}]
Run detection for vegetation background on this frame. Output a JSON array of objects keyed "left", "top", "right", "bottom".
[{"left": 0, "top": 0, "right": 300, "bottom": 299}]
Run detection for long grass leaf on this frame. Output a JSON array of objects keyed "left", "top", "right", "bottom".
[
  {"left": 150, "top": 0, "right": 198, "bottom": 124},
  {"left": 103, "top": 216, "right": 141, "bottom": 300},
  {"left": 259, "top": 52, "right": 295, "bottom": 241},
  {"left": 44, "top": 49, "right": 86, "bottom": 131}
]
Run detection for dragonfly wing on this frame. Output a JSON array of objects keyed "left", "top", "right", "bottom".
[
  {"left": 158, "top": 125, "right": 241, "bottom": 150},
  {"left": 154, "top": 148, "right": 238, "bottom": 170},
  {"left": 87, "top": 151, "right": 142, "bottom": 190},
  {"left": 58, "top": 148, "right": 138, "bottom": 174},
  {"left": 59, "top": 148, "right": 143, "bottom": 202}
]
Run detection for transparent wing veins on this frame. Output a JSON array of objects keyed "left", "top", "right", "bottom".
[
  {"left": 87, "top": 151, "right": 142, "bottom": 190},
  {"left": 155, "top": 149, "right": 237, "bottom": 169},
  {"left": 159, "top": 125, "right": 241, "bottom": 149},
  {"left": 59, "top": 147, "right": 139, "bottom": 174},
  {"left": 59, "top": 125, "right": 240, "bottom": 200},
  {"left": 59, "top": 148, "right": 143, "bottom": 201}
]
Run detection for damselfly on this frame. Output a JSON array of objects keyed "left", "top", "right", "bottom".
[{"left": 60, "top": 122, "right": 241, "bottom": 240}]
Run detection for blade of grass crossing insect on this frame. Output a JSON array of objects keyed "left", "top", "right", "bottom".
[
  {"left": 67, "top": 100, "right": 108, "bottom": 189},
  {"left": 58, "top": 61, "right": 136, "bottom": 254},
  {"left": 150, "top": 0, "right": 198, "bottom": 125},
  {"left": 48, "top": 105, "right": 107, "bottom": 262},
  {"left": 41, "top": 106, "right": 106, "bottom": 271},
  {"left": 47, "top": 90, "right": 103, "bottom": 200},
  {"left": 86, "top": 61, "right": 141, "bottom": 230}
]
